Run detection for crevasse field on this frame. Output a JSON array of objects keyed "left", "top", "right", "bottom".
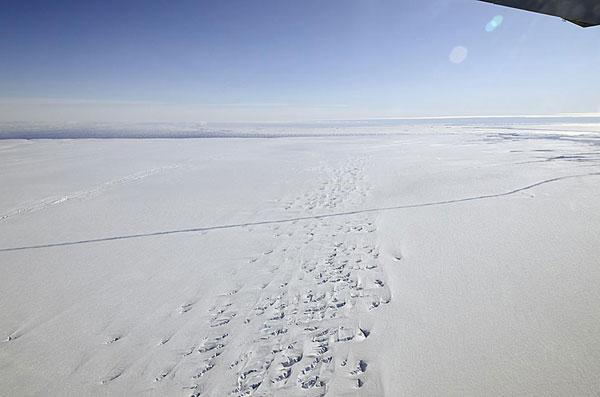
[{"left": 1, "top": 122, "right": 600, "bottom": 396}]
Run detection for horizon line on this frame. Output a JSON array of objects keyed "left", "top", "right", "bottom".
[{"left": 3, "top": 112, "right": 600, "bottom": 127}]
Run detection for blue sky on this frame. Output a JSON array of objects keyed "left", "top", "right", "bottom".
[{"left": 1, "top": 0, "right": 600, "bottom": 122}]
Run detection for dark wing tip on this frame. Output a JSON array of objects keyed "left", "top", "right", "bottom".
[
  {"left": 565, "top": 19, "right": 598, "bottom": 28},
  {"left": 479, "top": 0, "right": 600, "bottom": 28}
]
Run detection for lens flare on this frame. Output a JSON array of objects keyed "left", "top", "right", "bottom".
[
  {"left": 449, "top": 46, "right": 468, "bottom": 64},
  {"left": 485, "top": 15, "right": 504, "bottom": 32}
]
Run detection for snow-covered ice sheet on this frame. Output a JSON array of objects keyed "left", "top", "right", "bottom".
[{"left": 1, "top": 129, "right": 600, "bottom": 396}]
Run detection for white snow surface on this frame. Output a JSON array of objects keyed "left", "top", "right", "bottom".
[{"left": 1, "top": 127, "right": 600, "bottom": 396}]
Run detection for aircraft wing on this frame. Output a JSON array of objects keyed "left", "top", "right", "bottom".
[{"left": 479, "top": 0, "right": 600, "bottom": 27}]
